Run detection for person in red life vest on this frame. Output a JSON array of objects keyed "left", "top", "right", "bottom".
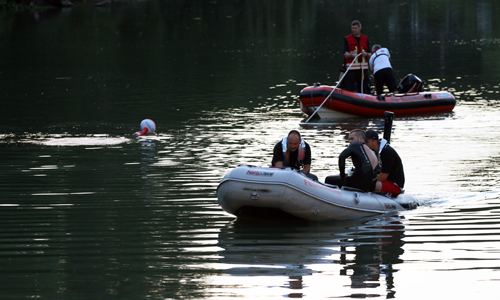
[
  {"left": 325, "top": 129, "right": 379, "bottom": 192},
  {"left": 342, "top": 20, "right": 372, "bottom": 94},
  {"left": 364, "top": 130, "right": 405, "bottom": 197},
  {"left": 134, "top": 119, "right": 156, "bottom": 136},
  {"left": 369, "top": 44, "right": 399, "bottom": 96},
  {"left": 271, "top": 130, "right": 318, "bottom": 181}
]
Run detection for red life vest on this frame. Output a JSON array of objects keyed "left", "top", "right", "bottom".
[{"left": 345, "top": 34, "right": 368, "bottom": 70}]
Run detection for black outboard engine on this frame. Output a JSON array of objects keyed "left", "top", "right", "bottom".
[{"left": 398, "top": 74, "right": 423, "bottom": 93}]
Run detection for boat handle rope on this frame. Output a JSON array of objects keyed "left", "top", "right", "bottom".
[{"left": 304, "top": 52, "right": 364, "bottom": 123}]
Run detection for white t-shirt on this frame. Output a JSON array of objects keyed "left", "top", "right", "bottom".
[{"left": 369, "top": 48, "right": 392, "bottom": 74}]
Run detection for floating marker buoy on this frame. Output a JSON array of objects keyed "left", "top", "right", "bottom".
[{"left": 134, "top": 119, "right": 156, "bottom": 136}]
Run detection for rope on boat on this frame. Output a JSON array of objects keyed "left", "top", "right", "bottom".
[
  {"left": 304, "top": 53, "right": 364, "bottom": 123},
  {"left": 361, "top": 59, "right": 365, "bottom": 94}
]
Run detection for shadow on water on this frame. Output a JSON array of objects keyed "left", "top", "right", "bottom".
[{"left": 217, "top": 215, "right": 406, "bottom": 298}]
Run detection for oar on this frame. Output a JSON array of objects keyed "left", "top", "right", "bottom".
[
  {"left": 383, "top": 111, "right": 394, "bottom": 143},
  {"left": 303, "top": 53, "right": 363, "bottom": 124}
]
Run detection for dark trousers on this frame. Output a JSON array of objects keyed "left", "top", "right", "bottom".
[
  {"left": 343, "top": 69, "right": 371, "bottom": 94},
  {"left": 325, "top": 175, "right": 345, "bottom": 187},
  {"left": 325, "top": 174, "right": 375, "bottom": 192},
  {"left": 374, "top": 67, "right": 398, "bottom": 95}
]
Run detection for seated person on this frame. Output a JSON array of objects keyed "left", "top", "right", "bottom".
[
  {"left": 364, "top": 130, "right": 405, "bottom": 196},
  {"left": 272, "top": 130, "right": 318, "bottom": 181},
  {"left": 325, "top": 129, "right": 378, "bottom": 192}
]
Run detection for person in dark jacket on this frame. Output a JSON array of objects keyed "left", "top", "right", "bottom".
[
  {"left": 325, "top": 130, "right": 378, "bottom": 191},
  {"left": 364, "top": 130, "right": 405, "bottom": 196}
]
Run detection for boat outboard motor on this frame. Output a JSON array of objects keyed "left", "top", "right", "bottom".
[{"left": 398, "top": 74, "right": 423, "bottom": 93}]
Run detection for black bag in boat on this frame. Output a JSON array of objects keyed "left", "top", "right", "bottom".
[{"left": 398, "top": 74, "right": 423, "bottom": 93}]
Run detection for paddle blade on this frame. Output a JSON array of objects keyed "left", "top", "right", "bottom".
[{"left": 383, "top": 111, "right": 394, "bottom": 143}]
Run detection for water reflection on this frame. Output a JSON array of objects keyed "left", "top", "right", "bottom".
[
  {"left": 341, "top": 218, "right": 405, "bottom": 298},
  {"left": 217, "top": 216, "right": 406, "bottom": 298},
  {"left": 2, "top": 1, "right": 500, "bottom": 299}
]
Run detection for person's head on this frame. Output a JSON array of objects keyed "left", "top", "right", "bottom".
[
  {"left": 348, "top": 129, "right": 365, "bottom": 144},
  {"left": 372, "top": 44, "right": 381, "bottom": 52},
  {"left": 287, "top": 130, "right": 302, "bottom": 152},
  {"left": 351, "top": 20, "right": 362, "bottom": 37},
  {"left": 364, "top": 130, "right": 380, "bottom": 151}
]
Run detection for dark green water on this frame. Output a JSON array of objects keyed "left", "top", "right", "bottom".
[{"left": 1, "top": 1, "right": 500, "bottom": 299}]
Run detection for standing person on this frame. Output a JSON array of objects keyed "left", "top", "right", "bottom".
[
  {"left": 325, "top": 130, "right": 379, "bottom": 192},
  {"left": 342, "top": 20, "right": 372, "bottom": 94},
  {"left": 271, "top": 130, "right": 318, "bottom": 181},
  {"left": 364, "top": 130, "right": 405, "bottom": 196},
  {"left": 369, "top": 44, "right": 399, "bottom": 96}
]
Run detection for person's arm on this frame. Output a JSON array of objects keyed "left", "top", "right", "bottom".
[
  {"left": 378, "top": 147, "right": 395, "bottom": 181},
  {"left": 377, "top": 172, "right": 389, "bottom": 182},
  {"left": 338, "top": 147, "right": 351, "bottom": 178},
  {"left": 302, "top": 164, "right": 311, "bottom": 174},
  {"left": 271, "top": 142, "right": 284, "bottom": 167},
  {"left": 339, "top": 159, "right": 346, "bottom": 178},
  {"left": 302, "top": 143, "right": 312, "bottom": 174},
  {"left": 344, "top": 38, "right": 356, "bottom": 58}
]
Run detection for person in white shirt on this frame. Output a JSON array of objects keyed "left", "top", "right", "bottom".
[{"left": 369, "top": 44, "right": 398, "bottom": 96}]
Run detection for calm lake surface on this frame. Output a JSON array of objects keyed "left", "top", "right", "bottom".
[{"left": 1, "top": 0, "right": 500, "bottom": 299}]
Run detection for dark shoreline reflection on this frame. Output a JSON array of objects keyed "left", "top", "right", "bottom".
[{"left": 217, "top": 215, "right": 406, "bottom": 298}]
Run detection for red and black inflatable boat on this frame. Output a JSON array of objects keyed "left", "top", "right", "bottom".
[{"left": 299, "top": 75, "right": 456, "bottom": 119}]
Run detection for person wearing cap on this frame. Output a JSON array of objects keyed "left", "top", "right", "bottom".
[
  {"left": 325, "top": 129, "right": 379, "bottom": 192},
  {"left": 271, "top": 130, "right": 318, "bottom": 181},
  {"left": 364, "top": 130, "right": 405, "bottom": 196}
]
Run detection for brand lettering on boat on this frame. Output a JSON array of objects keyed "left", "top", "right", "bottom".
[
  {"left": 389, "top": 95, "right": 421, "bottom": 102},
  {"left": 304, "top": 180, "right": 342, "bottom": 195},
  {"left": 404, "top": 96, "right": 422, "bottom": 101},
  {"left": 246, "top": 170, "right": 274, "bottom": 177},
  {"left": 385, "top": 203, "right": 396, "bottom": 209}
]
